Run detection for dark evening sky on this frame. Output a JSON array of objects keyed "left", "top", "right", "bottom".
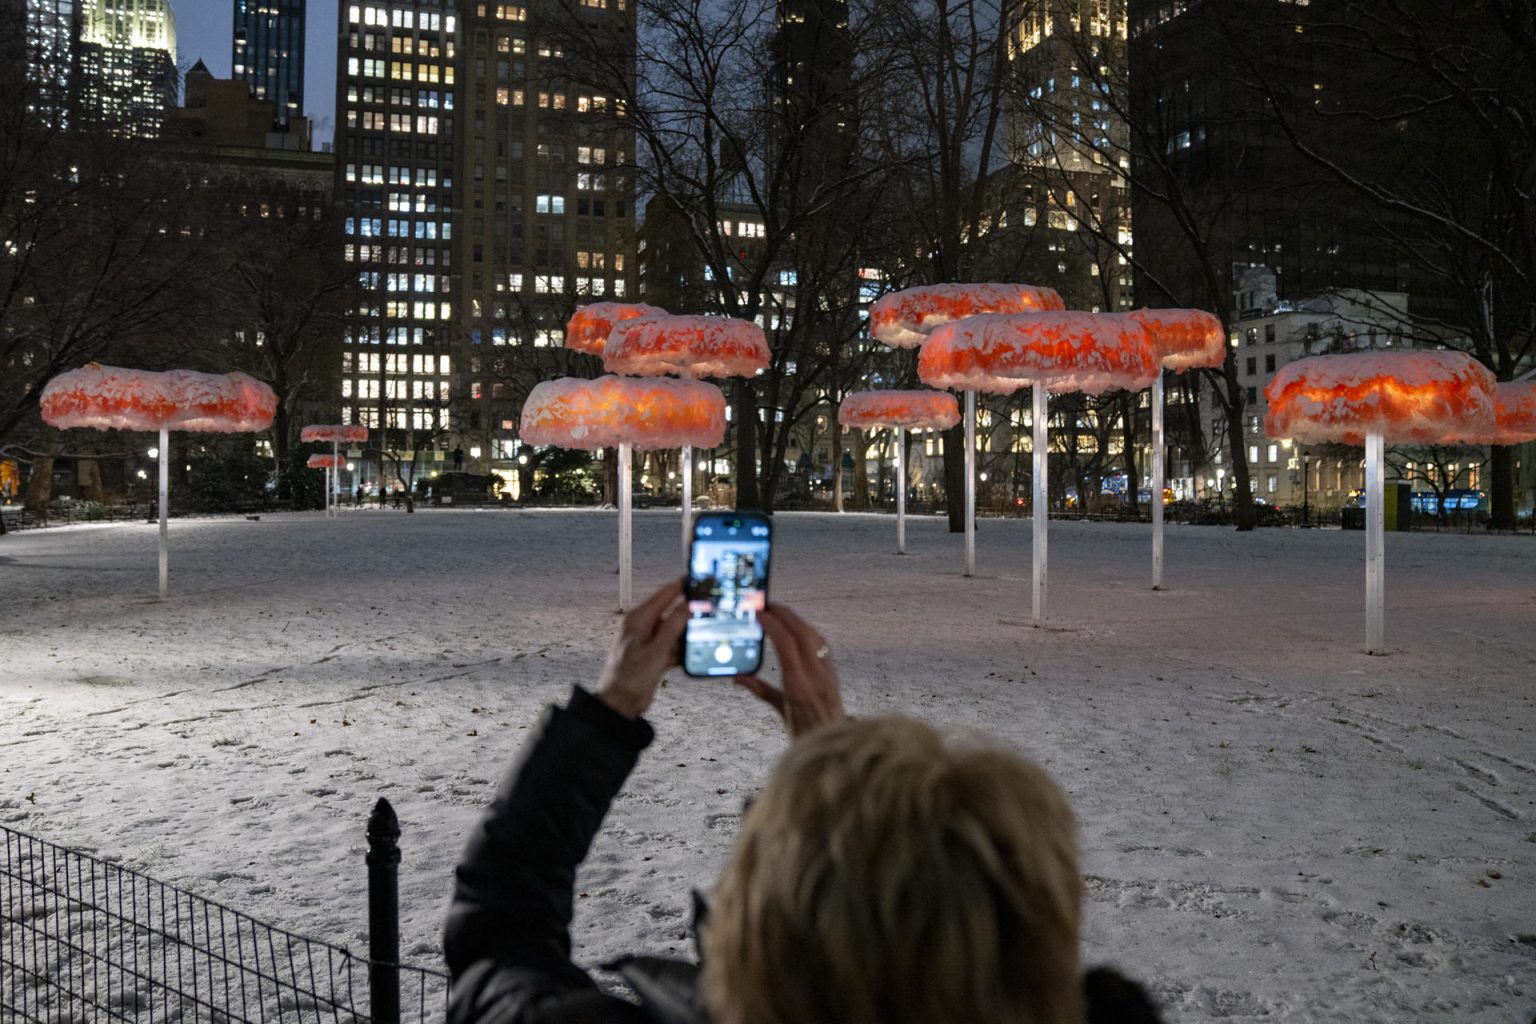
[{"left": 170, "top": 0, "right": 338, "bottom": 147}]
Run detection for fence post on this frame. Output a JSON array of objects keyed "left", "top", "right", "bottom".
[{"left": 367, "top": 797, "right": 401, "bottom": 1024}]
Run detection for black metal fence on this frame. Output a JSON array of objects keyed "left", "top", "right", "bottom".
[{"left": 0, "top": 799, "right": 448, "bottom": 1023}]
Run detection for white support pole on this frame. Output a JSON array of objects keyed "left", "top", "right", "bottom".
[
  {"left": 1033, "top": 386, "right": 1048, "bottom": 627},
  {"left": 332, "top": 440, "right": 340, "bottom": 517},
  {"left": 964, "top": 391, "right": 976, "bottom": 577},
  {"left": 1151, "top": 373, "right": 1165, "bottom": 590},
  {"left": 158, "top": 427, "right": 169, "bottom": 601},
  {"left": 680, "top": 445, "right": 693, "bottom": 565},
  {"left": 896, "top": 426, "right": 907, "bottom": 555},
  {"left": 1365, "top": 431, "right": 1385, "bottom": 653},
  {"left": 619, "top": 442, "right": 633, "bottom": 612}
]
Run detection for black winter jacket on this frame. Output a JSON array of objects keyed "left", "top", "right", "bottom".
[{"left": 443, "top": 687, "right": 1163, "bottom": 1024}]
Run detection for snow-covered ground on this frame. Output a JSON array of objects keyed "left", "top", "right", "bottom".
[{"left": 2, "top": 509, "right": 1533, "bottom": 1022}]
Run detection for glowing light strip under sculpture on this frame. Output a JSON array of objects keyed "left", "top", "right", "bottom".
[
  {"left": 871, "top": 283, "right": 1066, "bottom": 349},
  {"left": 565, "top": 302, "right": 668, "bottom": 356},
  {"left": 307, "top": 454, "right": 343, "bottom": 468},
  {"left": 1264, "top": 350, "right": 1497, "bottom": 655},
  {"left": 41, "top": 364, "right": 277, "bottom": 433},
  {"left": 604, "top": 314, "right": 770, "bottom": 379}
]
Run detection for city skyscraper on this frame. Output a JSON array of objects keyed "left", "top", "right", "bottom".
[
  {"left": 75, "top": 0, "right": 177, "bottom": 138},
  {"left": 334, "top": 0, "right": 457, "bottom": 490},
  {"left": 333, "top": 0, "right": 639, "bottom": 493},
  {"left": 3, "top": 0, "right": 79, "bottom": 127},
  {"left": 232, "top": 0, "right": 305, "bottom": 125}
]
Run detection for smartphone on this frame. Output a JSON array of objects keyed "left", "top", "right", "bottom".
[{"left": 683, "top": 510, "right": 772, "bottom": 677}]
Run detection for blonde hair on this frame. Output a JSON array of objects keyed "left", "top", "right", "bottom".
[{"left": 701, "top": 716, "right": 1083, "bottom": 1024}]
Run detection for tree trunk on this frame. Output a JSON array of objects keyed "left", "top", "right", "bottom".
[
  {"left": 272, "top": 400, "right": 292, "bottom": 501},
  {"left": 734, "top": 379, "right": 760, "bottom": 509},
  {"left": 1121, "top": 394, "right": 1140, "bottom": 515},
  {"left": 26, "top": 450, "right": 55, "bottom": 512},
  {"left": 602, "top": 448, "right": 618, "bottom": 506},
  {"left": 942, "top": 423, "right": 964, "bottom": 532},
  {"left": 1490, "top": 445, "right": 1515, "bottom": 531},
  {"left": 851, "top": 432, "right": 871, "bottom": 510},
  {"left": 1220, "top": 363, "right": 1257, "bottom": 530}
]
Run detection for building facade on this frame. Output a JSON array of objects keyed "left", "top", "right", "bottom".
[
  {"left": 4, "top": 0, "right": 79, "bottom": 127},
  {"left": 233, "top": 0, "right": 306, "bottom": 125},
  {"left": 333, "top": 1, "right": 638, "bottom": 495},
  {"left": 334, "top": 0, "right": 458, "bottom": 493},
  {"left": 76, "top": 0, "right": 177, "bottom": 138}
]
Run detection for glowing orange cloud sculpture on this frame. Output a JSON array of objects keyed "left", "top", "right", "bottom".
[
  {"left": 301, "top": 424, "right": 369, "bottom": 444},
  {"left": 565, "top": 302, "right": 669, "bottom": 356},
  {"left": 1128, "top": 308, "right": 1226, "bottom": 372},
  {"left": 520, "top": 375, "right": 727, "bottom": 451},
  {"left": 41, "top": 364, "right": 277, "bottom": 433},
  {"left": 307, "top": 454, "right": 344, "bottom": 469},
  {"left": 871, "top": 283, "right": 1066, "bottom": 348},
  {"left": 1264, "top": 351, "right": 1497, "bottom": 446},
  {"left": 1458, "top": 380, "right": 1536, "bottom": 446},
  {"left": 604, "top": 314, "right": 769, "bottom": 378},
  {"left": 919, "top": 312, "right": 1158, "bottom": 395},
  {"left": 838, "top": 390, "right": 961, "bottom": 431}
]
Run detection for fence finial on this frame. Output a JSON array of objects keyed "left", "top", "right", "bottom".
[{"left": 367, "top": 797, "right": 402, "bottom": 1024}]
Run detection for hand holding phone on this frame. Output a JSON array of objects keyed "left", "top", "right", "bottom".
[{"left": 683, "top": 511, "right": 771, "bottom": 677}]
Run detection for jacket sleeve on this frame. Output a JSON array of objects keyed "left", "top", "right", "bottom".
[{"left": 443, "top": 685, "right": 654, "bottom": 1019}]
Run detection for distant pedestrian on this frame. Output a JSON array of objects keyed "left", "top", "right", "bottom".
[
  {"left": 355, "top": 486, "right": 364, "bottom": 507},
  {"left": 453, "top": 445, "right": 464, "bottom": 471}
]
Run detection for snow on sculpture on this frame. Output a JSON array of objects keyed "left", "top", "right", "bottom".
[
  {"left": 41, "top": 364, "right": 277, "bottom": 433},
  {"left": 603, "top": 314, "right": 770, "bottom": 379},
  {"left": 837, "top": 390, "right": 961, "bottom": 431},
  {"left": 1123, "top": 308, "right": 1225, "bottom": 590},
  {"left": 919, "top": 311, "right": 1159, "bottom": 394},
  {"left": 1263, "top": 350, "right": 1498, "bottom": 655},
  {"left": 1467, "top": 380, "right": 1536, "bottom": 446},
  {"left": 39, "top": 363, "right": 277, "bottom": 600},
  {"left": 521, "top": 375, "right": 726, "bottom": 450},
  {"left": 1128, "top": 308, "right": 1226, "bottom": 372},
  {"left": 870, "top": 283, "right": 1066, "bottom": 348},
  {"left": 565, "top": 302, "right": 668, "bottom": 356},
  {"left": 838, "top": 390, "right": 961, "bottom": 555},
  {"left": 300, "top": 425, "right": 370, "bottom": 444},
  {"left": 1264, "top": 350, "right": 1497, "bottom": 446}
]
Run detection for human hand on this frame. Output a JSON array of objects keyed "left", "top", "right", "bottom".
[
  {"left": 734, "top": 603, "right": 844, "bottom": 739},
  {"left": 595, "top": 578, "right": 689, "bottom": 720}
]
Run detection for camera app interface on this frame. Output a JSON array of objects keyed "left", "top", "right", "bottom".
[{"left": 685, "top": 518, "right": 770, "bottom": 676}]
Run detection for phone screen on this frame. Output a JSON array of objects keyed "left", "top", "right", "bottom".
[{"left": 684, "top": 512, "right": 771, "bottom": 677}]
